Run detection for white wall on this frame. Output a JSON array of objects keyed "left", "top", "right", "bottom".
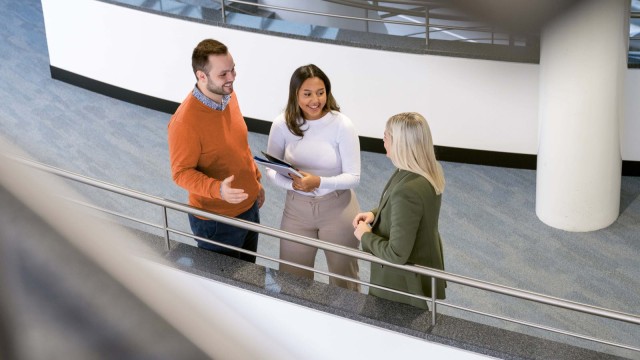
[
  {"left": 41, "top": 0, "right": 640, "bottom": 160},
  {"left": 139, "top": 259, "right": 493, "bottom": 360}
]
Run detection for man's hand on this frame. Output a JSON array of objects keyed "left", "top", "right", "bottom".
[
  {"left": 220, "top": 175, "right": 248, "bottom": 204},
  {"left": 257, "top": 186, "right": 265, "bottom": 208}
]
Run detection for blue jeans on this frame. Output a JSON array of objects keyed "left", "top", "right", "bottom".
[{"left": 188, "top": 201, "right": 259, "bottom": 263}]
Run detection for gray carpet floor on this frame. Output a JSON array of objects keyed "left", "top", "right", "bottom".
[{"left": 1, "top": 0, "right": 638, "bottom": 358}]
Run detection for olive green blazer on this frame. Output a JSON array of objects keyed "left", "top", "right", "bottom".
[{"left": 361, "top": 169, "right": 446, "bottom": 309}]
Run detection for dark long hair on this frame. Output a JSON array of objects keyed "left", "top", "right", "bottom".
[{"left": 284, "top": 64, "right": 340, "bottom": 137}]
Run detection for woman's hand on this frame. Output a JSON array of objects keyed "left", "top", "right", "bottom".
[
  {"left": 352, "top": 211, "right": 374, "bottom": 228},
  {"left": 352, "top": 211, "right": 374, "bottom": 241},
  {"left": 290, "top": 170, "right": 320, "bottom": 192},
  {"left": 354, "top": 221, "right": 372, "bottom": 241}
]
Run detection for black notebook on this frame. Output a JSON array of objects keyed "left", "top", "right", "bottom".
[{"left": 261, "top": 151, "right": 294, "bottom": 168}]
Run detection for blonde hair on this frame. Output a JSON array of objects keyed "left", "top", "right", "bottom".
[{"left": 386, "top": 112, "right": 445, "bottom": 194}]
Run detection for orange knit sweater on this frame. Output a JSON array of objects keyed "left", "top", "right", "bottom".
[{"left": 168, "top": 92, "right": 261, "bottom": 217}]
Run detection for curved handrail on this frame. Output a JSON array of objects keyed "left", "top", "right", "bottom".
[
  {"left": 221, "top": 0, "right": 505, "bottom": 45},
  {"left": 5, "top": 153, "right": 639, "bottom": 353},
  {"left": 227, "top": 0, "right": 431, "bottom": 27},
  {"left": 230, "top": 0, "right": 475, "bottom": 25}
]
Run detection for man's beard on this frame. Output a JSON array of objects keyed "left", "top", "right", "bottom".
[{"left": 206, "top": 78, "right": 232, "bottom": 96}]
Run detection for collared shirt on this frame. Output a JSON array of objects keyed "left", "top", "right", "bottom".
[{"left": 192, "top": 85, "right": 231, "bottom": 111}]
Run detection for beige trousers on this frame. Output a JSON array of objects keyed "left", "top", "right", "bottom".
[{"left": 279, "top": 189, "right": 361, "bottom": 291}]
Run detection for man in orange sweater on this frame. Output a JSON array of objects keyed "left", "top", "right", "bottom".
[{"left": 168, "top": 39, "right": 265, "bottom": 263}]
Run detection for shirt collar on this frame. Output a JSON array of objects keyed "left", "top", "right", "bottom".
[{"left": 193, "top": 85, "right": 231, "bottom": 111}]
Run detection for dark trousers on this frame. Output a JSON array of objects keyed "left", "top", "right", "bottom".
[{"left": 188, "top": 201, "right": 259, "bottom": 263}]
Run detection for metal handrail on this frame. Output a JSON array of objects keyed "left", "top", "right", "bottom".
[
  {"left": 216, "top": 0, "right": 639, "bottom": 53},
  {"left": 221, "top": 0, "right": 508, "bottom": 45},
  {"left": 6, "top": 154, "right": 639, "bottom": 353},
  {"left": 226, "top": 0, "right": 430, "bottom": 28}
]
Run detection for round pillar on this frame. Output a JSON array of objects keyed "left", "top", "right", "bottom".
[{"left": 536, "top": 0, "right": 627, "bottom": 231}]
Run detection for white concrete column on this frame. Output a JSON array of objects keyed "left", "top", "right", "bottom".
[{"left": 536, "top": 0, "right": 628, "bottom": 231}]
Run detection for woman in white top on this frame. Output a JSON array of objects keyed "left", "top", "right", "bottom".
[{"left": 266, "top": 64, "right": 361, "bottom": 291}]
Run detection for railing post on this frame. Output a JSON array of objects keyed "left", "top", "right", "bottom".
[
  {"left": 163, "top": 206, "right": 171, "bottom": 251},
  {"left": 431, "top": 276, "right": 437, "bottom": 326},
  {"left": 365, "top": 3, "right": 370, "bottom": 34},
  {"left": 425, "top": 6, "right": 430, "bottom": 47},
  {"left": 220, "top": 0, "right": 226, "bottom": 23}
]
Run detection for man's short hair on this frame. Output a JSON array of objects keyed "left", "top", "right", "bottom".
[{"left": 192, "top": 39, "right": 228, "bottom": 76}]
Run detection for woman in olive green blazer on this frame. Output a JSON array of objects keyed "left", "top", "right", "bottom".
[{"left": 353, "top": 112, "right": 446, "bottom": 309}]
